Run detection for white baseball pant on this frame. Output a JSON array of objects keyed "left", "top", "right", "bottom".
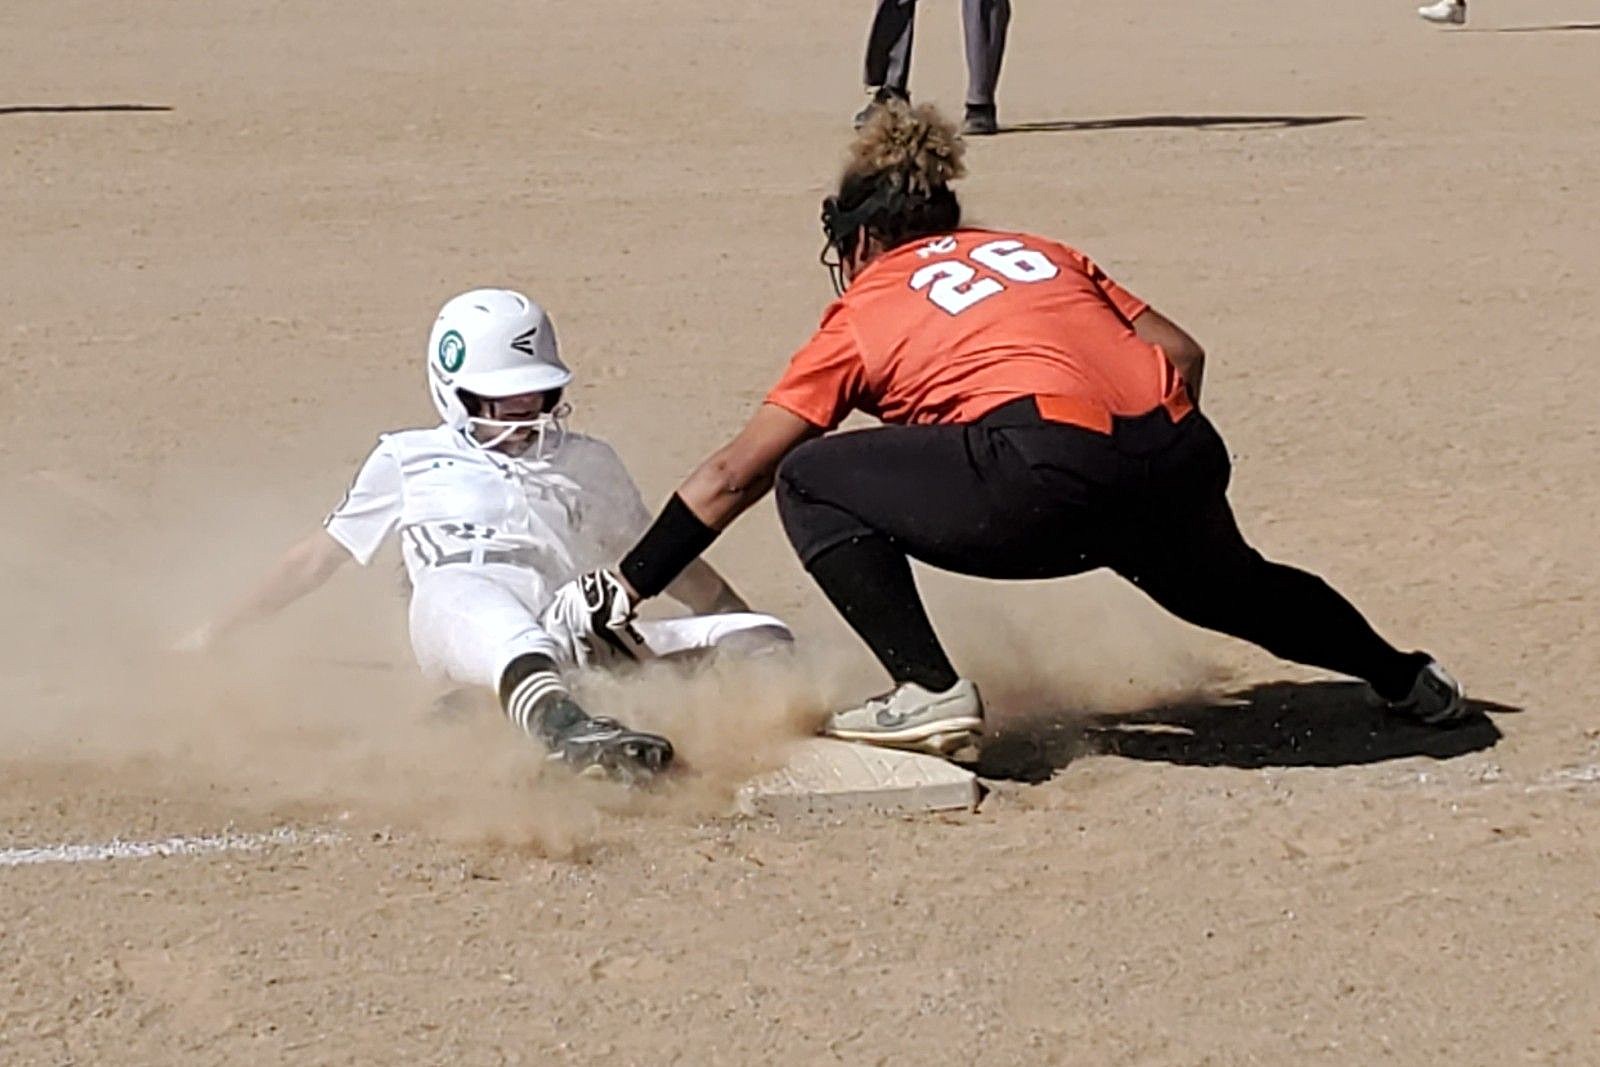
[{"left": 408, "top": 564, "right": 790, "bottom": 689}]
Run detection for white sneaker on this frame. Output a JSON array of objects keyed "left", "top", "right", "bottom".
[
  {"left": 1385, "top": 660, "right": 1468, "bottom": 725},
  {"left": 823, "top": 679, "right": 984, "bottom": 756},
  {"left": 1418, "top": 0, "right": 1466, "bottom": 25}
]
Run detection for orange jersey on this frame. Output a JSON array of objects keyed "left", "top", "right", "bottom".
[{"left": 766, "top": 229, "right": 1191, "bottom": 431}]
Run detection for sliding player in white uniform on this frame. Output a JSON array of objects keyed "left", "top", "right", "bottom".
[{"left": 183, "top": 289, "right": 791, "bottom": 782}]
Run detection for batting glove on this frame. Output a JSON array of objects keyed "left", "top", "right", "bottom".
[{"left": 542, "top": 569, "right": 646, "bottom": 667}]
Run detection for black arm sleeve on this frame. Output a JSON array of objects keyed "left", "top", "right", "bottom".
[{"left": 619, "top": 493, "right": 720, "bottom": 600}]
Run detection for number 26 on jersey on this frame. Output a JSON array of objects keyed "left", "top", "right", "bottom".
[{"left": 910, "top": 239, "right": 1060, "bottom": 316}]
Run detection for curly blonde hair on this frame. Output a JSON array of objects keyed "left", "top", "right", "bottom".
[
  {"left": 846, "top": 99, "right": 967, "bottom": 197},
  {"left": 828, "top": 101, "right": 967, "bottom": 252}
]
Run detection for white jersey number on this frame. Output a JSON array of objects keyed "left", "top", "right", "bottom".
[{"left": 909, "top": 239, "right": 1061, "bottom": 316}]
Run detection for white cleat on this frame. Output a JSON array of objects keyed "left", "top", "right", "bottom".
[
  {"left": 1418, "top": 0, "right": 1467, "bottom": 25},
  {"left": 823, "top": 679, "right": 984, "bottom": 757},
  {"left": 1385, "top": 659, "right": 1469, "bottom": 725}
]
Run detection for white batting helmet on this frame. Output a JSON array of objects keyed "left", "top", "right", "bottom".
[{"left": 427, "top": 289, "right": 574, "bottom": 457}]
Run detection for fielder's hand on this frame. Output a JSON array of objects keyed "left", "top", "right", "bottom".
[{"left": 541, "top": 569, "right": 646, "bottom": 667}]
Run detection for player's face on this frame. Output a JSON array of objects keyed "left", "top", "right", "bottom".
[{"left": 474, "top": 390, "right": 556, "bottom": 454}]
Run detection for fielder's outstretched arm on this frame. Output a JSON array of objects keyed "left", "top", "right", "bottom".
[
  {"left": 613, "top": 405, "right": 820, "bottom": 604},
  {"left": 678, "top": 405, "right": 821, "bottom": 530},
  {"left": 177, "top": 529, "right": 351, "bottom": 651}
]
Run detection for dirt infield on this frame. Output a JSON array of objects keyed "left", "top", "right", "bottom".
[{"left": 4, "top": 1, "right": 1599, "bottom": 1063}]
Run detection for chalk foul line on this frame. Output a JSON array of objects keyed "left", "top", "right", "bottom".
[{"left": 0, "top": 826, "right": 344, "bottom": 868}]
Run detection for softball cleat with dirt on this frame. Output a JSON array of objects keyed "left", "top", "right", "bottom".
[
  {"left": 547, "top": 717, "right": 674, "bottom": 785},
  {"left": 824, "top": 679, "right": 985, "bottom": 756}
]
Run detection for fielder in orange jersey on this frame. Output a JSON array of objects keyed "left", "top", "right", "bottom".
[{"left": 539, "top": 102, "right": 1469, "bottom": 754}]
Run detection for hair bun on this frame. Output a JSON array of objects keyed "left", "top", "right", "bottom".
[{"left": 850, "top": 100, "right": 967, "bottom": 196}]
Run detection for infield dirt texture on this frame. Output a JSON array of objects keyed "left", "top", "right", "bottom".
[{"left": 3, "top": 1, "right": 1598, "bottom": 1063}]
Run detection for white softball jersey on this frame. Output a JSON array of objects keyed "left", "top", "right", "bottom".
[{"left": 323, "top": 425, "right": 787, "bottom": 687}]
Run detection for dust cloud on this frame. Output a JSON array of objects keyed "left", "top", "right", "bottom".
[
  {"left": 0, "top": 465, "right": 1223, "bottom": 854},
  {"left": 0, "top": 469, "right": 826, "bottom": 855}
]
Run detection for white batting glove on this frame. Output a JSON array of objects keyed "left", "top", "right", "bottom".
[{"left": 541, "top": 570, "right": 646, "bottom": 668}]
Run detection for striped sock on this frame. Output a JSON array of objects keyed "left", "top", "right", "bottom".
[{"left": 504, "top": 670, "right": 569, "bottom": 736}]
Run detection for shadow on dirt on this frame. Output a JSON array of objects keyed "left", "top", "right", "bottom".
[
  {"left": 1, "top": 104, "right": 172, "bottom": 116},
  {"left": 997, "top": 114, "right": 1362, "bottom": 135},
  {"left": 1486, "top": 22, "right": 1600, "bottom": 33},
  {"left": 974, "top": 680, "right": 1515, "bottom": 783}
]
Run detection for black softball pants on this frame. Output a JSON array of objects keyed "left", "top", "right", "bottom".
[{"left": 774, "top": 398, "right": 1424, "bottom": 699}]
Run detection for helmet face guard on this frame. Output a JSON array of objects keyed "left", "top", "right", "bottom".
[
  {"left": 464, "top": 399, "right": 572, "bottom": 462},
  {"left": 819, "top": 196, "right": 858, "bottom": 297},
  {"left": 819, "top": 181, "right": 901, "bottom": 296},
  {"left": 428, "top": 371, "right": 572, "bottom": 461}
]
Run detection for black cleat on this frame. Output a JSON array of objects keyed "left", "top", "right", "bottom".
[
  {"left": 962, "top": 104, "right": 999, "bottom": 136},
  {"left": 548, "top": 717, "right": 674, "bottom": 784},
  {"left": 854, "top": 86, "right": 909, "bottom": 130}
]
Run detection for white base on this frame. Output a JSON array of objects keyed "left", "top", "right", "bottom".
[{"left": 736, "top": 738, "right": 979, "bottom": 818}]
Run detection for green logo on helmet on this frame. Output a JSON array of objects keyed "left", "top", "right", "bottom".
[{"left": 437, "top": 330, "right": 466, "bottom": 374}]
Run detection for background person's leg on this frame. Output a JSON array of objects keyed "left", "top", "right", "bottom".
[
  {"left": 864, "top": 0, "right": 917, "bottom": 95},
  {"left": 961, "top": 0, "right": 1010, "bottom": 120}
]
